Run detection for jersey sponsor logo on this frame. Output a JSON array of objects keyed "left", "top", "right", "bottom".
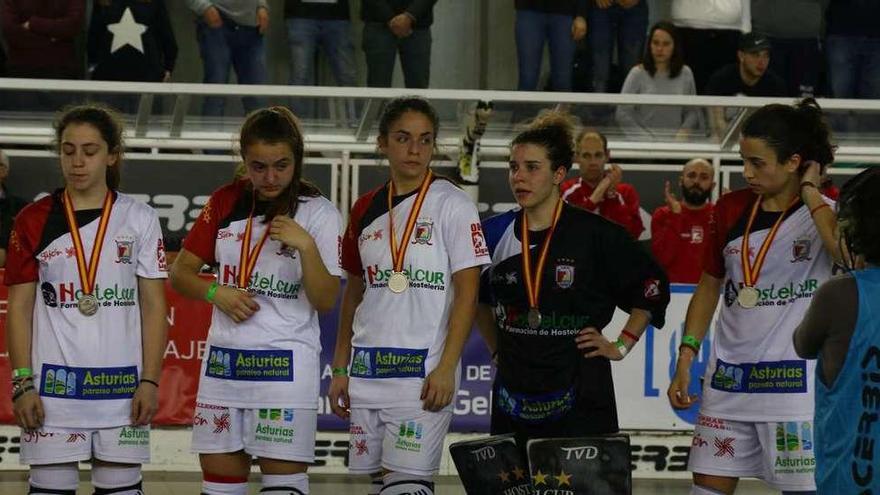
[
  {"left": 470, "top": 222, "right": 489, "bottom": 257},
  {"left": 851, "top": 346, "right": 880, "bottom": 487},
  {"left": 394, "top": 420, "right": 423, "bottom": 452},
  {"left": 359, "top": 228, "right": 383, "bottom": 245},
  {"left": 790, "top": 238, "right": 813, "bottom": 263},
  {"left": 114, "top": 236, "right": 134, "bottom": 264},
  {"left": 350, "top": 347, "right": 427, "bottom": 379},
  {"left": 555, "top": 262, "right": 575, "bottom": 289},
  {"left": 713, "top": 437, "right": 735, "bottom": 458},
  {"left": 364, "top": 264, "right": 446, "bottom": 291},
  {"left": 496, "top": 383, "right": 574, "bottom": 423},
  {"left": 690, "top": 225, "right": 704, "bottom": 244},
  {"left": 37, "top": 247, "right": 65, "bottom": 264},
  {"left": 217, "top": 229, "right": 234, "bottom": 240},
  {"left": 220, "top": 265, "right": 301, "bottom": 300},
  {"left": 213, "top": 412, "right": 231, "bottom": 433},
  {"left": 45, "top": 282, "right": 137, "bottom": 309},
  {"left": 40, "top": 364, "right": 138, "bottom": 400},
  {"left": 412, "top": 217, "right": 434, "bottom": 245},
  {"left": 561, "top": 446, "right": 598, "bottom": 460},
  {"left": 204, "top": 346, "right": 294, "bottom": 382},
  {"left": 710, "top": 359, "right": 807, "bottom": 394},
  {"left": 118, "top": 426, "right": 149, "bottom": 447},
  {"left": 497, "top": 305, "right": 590, "bottom": 336},
  {"left": 258, "top": 408, "right": 295, "bottom": 423},
  {"left": 774, "top": 421, "right": 815, "bottom": 474},
  {"left": 157, "top": 238, "right": 167, "bottom": 271},
  {"left": 254, "top": 411, "right": 295, "bottom": 444},
  {"left": 724, "top": 279, "right": 819, "bottom": 308}
]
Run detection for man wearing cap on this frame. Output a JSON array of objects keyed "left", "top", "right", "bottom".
[{"left": 705, "top": 32, "right": 786, "bottom": 136}]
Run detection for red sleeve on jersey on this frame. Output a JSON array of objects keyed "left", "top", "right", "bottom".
[
  {"left": 602, "top": 183, "right": 644, "bottom": 239},
  {"left": 561, "top": 178, "right": 598, "bottom": 211},
  {"left": 650, "top": 206, "right": 684, "bottom": 272},
  {"left": 4, "top": 197, "right": 53, "bottom": 286},
  {"left": 182, "top": 181, "right": 243, "bottom": 265},
  {"left": 703, "top": 189, "right": 755, "bottom": 279},
  {"left": 341, "top": 189, "right": 380, "bottom": 276}
]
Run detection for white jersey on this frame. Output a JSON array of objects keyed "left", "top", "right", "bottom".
[
  {"left": 700, "top": 189, "right": 833, "bottom": 422},
  {"left": 342, "top": 178, "right": 490, "bottom": 409},
  {"left": 184, "top": 181, "right": 342, "bottom": 409},
  {"left": 5, "top": 191, "right": 167, "bottom": 429}
]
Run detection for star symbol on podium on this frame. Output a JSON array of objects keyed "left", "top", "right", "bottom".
[
  {"left": 511, "top": 465, "right": 526, "bottom": 480},
  {"left": 532, "top": 470, "right": 548, "bottom": 486},
  {"left": 108, "top": 7, "right": 147, "bottom": 54},
  {"left": 555, "top": 470, "right": 572, "bottom": 487},
  {"left": 498, "top": 470, "right": 510, "bottom": 483}
]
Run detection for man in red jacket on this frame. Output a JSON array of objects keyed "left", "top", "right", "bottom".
[
  {"left": 561, "top": 130, "right": 644, "bottom": 239},
  {"left": 650, "top": 158, "right": 715, "bottom": 284}
]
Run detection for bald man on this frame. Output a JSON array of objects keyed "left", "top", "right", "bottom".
[{"left": 650, "top": 158, "right": 716, "bottom": 284}]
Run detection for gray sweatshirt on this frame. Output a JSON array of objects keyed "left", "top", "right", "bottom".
[
  {"left": 616, "top": 64, "right": 702, "bottom": 139},
  {"left": 186, "top": 0, "right": 269, "bottom": 27}
]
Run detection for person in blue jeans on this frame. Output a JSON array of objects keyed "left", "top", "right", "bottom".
[
  {"left": 186, "top": 0, "right": 269, "bottom": 118},
  {"left": 361, "top": 0, "right": 437, "bottom": 89},
  {"left": 514, "top": 0, "right": 588, "bottom": 92},
  {"left": 825, "top": 0, "right": 880, "bottom": 100},
  {"left": 588, "top": 0, "right": 647, "bottom": 93}
]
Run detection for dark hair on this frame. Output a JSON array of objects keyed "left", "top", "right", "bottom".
[
  {"left": 643, "top": 21, "right": 684, "bottom": 79},
  {"left": 838, "top": 168, "right": 880, "bottom": 265},
  {"left": 239, "top": 106, "right": 320, "bottom": 221},
  {"left": 54, "top": 104, "right": 124, "bottom": 190},
  {"left": 741, "top": 98, "right": 835, "bottom": 172},
  {"left": 378, "top": 96, "right": 440, "bottom": 140},
  {"left": 511, "top": 110, "right": 578, "bottom": 171},
  {"left": 575, "top": 128, "right": 608, "bottom": 153}
]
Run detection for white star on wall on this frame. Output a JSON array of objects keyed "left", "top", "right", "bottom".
[{"left": 107, "top": 7, "right": 147, "bottom": 54}]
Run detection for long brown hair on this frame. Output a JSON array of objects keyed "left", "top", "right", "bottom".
[
  {"left": 239, "top": 107, "right": 321, "bottom": 221},
  {"left": 53, "top": 104, "right": 124, "bottom": 191}
]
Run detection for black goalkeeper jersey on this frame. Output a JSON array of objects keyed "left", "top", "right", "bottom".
[{"left": 480, "top": 203, "right": 669, "bottom": 418}]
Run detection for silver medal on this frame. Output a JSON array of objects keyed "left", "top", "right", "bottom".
[
  {"left": 527, "top": 308, "right": 542, "bottom": 329},
  {"left": 737, "top": 286, "right": 759, "bottom": 309},
  {"left": 77, "top": 294, "right": 99, "bottom": 316},
  {"left": 388, "top": 271, "right": 409, "bottom": 294}
]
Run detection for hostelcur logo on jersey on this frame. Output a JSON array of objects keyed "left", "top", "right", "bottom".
[
  {"left": 364, "top": 264, "right": 446, "bottom": 291},
  {"left": 350, "top": 347, "right": 428, "bottom": 379},
  {"left": 40, "top": 364, "right": 138, "bottom": 400},
  {"left": 723, "top": 279, "right": 819, "bottom": 308},
  {"left": 220, "top": 265, "right": 301, "bottom": 300},
  {"left": 205, "top": 345, "right": 294, "bottom": 382},
  {"left": 40, "top": 282, "right": 136, "bottom": 309}
]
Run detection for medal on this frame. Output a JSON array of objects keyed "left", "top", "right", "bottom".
[
  {"left": 738, "top": 195, "right": 799, "bottom": 309},
  {"left": 388, "top": 271, "right": 409, "bottom": 294},
  {"left": 527, "top": 308, "right": 542, "bottom": 329},
  {"left": 520, "top": 200, "right": 563, "bottom": 329},
  {"left": 386, "top": 171, "right": 433, "bottom": 294},
  {"left": 77, "top": 294, "right": 99, "bottom": 316},
  {"left": 237, "top": 195, "right": 271, "bottom": 291},
  {"left": 737, "top": 286, "right": 759, "bottom": 309},
  {"left": 62, "top": 190, "right": 114, "bottom": 318}
]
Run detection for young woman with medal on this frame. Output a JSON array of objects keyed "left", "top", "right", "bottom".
[
  {"left": 328, "top": 97, "right": 488, "bottom": 495},
  {"left": 476, "top": 111, "right": 669, "bottom": 459},
  {"left": 169, "top": 107, "right": 342, "bottom": 495},
  {"left": 668, "top": 98, "right": 842, "bottom": 495},
  {"left": 5, "top": 104, "right": 168, "bottom": 495}
]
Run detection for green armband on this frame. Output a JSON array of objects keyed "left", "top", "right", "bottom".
[
  {"left": 332, "top": 367, "right": 348, "bottom": 377},
  {"left": 12, "top": 367, "right": 33, "bottom": 379},
  {"left": 205, "top": 281, "right": 219, "bottom": 303},
  {"left": 680, "top": 335, "right": 701, "bottom": 354}
]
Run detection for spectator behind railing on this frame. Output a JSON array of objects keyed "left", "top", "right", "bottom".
[
  {"left": 826, "top": 0, "right": 880, "bottom": 100},
  {"left": 0, "top": 149, "right": 28, "bottom": 268},
  {"left": 184, "top": 0, "right": 269, "bottom": 117},
  {"left": 616, "top": 21, "right": 702, "bottom": 141},
  {"left": 514, "top": 0, "right": 588, "bottom": 92},
  {"left": 751, "top": 0, "right": 827, "bottom": 97},
  {"left": 588, "top": 0, "right": 648, "bottom": 94},
  {"left": 671, "top": 0, "right": 750, "bottom": 94},
  {"left": 361, "top": 0, "right": 437, "bottom": 89},
  {"left": 0, "top": 0, "right": 86, "bottom": 111}
]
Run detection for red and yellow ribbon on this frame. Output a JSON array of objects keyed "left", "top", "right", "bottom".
[
  {"left": 521, "top": 199, "right": 563, "bottom": 311},
  {"left": 741, "top": 196, "right": 800, "bottom": 288},
  {"left": 387, "top": 170, "right": 433, "bottom": 273},
  {"left": 62, "top": 190, "right": 113, "bottom": 298}
]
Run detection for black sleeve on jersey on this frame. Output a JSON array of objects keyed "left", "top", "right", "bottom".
[{"left": 599, "top": 219, "right": 670, "bottom": 329}]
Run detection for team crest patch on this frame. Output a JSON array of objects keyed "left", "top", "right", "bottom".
[
  {"left": 791, "top": 238, "right": 812, "bottom": 263},
  {"left": 555, "top": 264, "right": 575, "bottom": 289},
  {"left": 157, "top": 238, "right": 167, "bottom": 271},
  {"left": 115, "top": 237, "right": 134, "bottom": 264},
  {"left": 412, "top": 217, "right": 433, "bottom": 245},
  {"left": 644, "top": 279, "right": 661, "bottom": 300},
  {"left": 690, "top": 225, "right": 704, "bottom": 244}
]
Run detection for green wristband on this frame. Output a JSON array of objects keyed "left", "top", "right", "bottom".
[
  {"left": 332, "top": 367, "right": 348, "bottom": 377},
  {"left": 12, "top": 367, "right": 32, "bottom": 379},
  {"left": 681, "top": 335, "right": 701, "bottom": 353},
  {"left": 205, "top": 281, "right": 219, "bottom": 303}
]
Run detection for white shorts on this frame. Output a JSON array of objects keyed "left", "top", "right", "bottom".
[
  {"left": 348, "top": 407, "right": 452, "bottom": 477},
  {"left": 190, "top": 402, "right": 317, "bottom": 463},
  {"left": 19, "top": 425, "right": 150, "bottom": 465},
  {"left": 688, "top": 414, "right": 816, "bottom": 491}
]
